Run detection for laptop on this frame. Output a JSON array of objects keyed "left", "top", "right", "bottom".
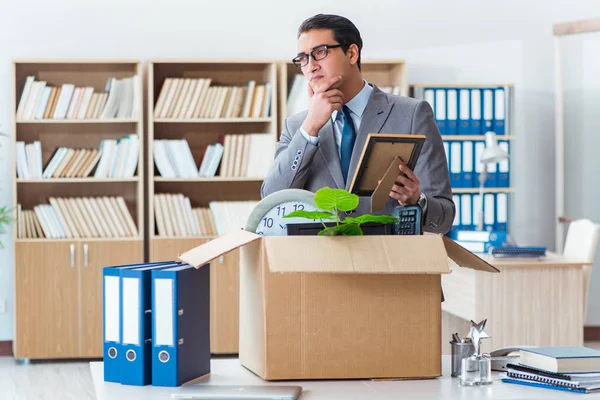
[{"left": 171, "top": 385, "right": 302, "bottom": 399}]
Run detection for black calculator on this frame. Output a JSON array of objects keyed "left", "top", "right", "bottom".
[{"left": 391, "top": 205, "right": 423, "bottom": 235}]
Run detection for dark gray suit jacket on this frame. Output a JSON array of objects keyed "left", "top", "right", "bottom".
[{"left": 261, "top": 84, "right": 455, "bottom": 234}]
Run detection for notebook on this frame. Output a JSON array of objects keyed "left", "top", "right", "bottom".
[
  {"left": 519, "top": 347, "right": 600, "bottom": 374},
  {"left": 505, "top": 364, "right": 600, "bottom": 392},
  {"left": 489, "top": 246, "right": 547, "bottom": 258}
]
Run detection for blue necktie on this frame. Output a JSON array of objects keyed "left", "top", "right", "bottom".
[{"left": 340, "top": 105, "right": 356, "bottom": 183}]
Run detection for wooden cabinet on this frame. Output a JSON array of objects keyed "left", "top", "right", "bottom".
[
  {"left": 151, "top": 237, "right": 239, "bottom": 354},
  {"left": 14, "top": 239, "right": 143, "bottom": 360}
]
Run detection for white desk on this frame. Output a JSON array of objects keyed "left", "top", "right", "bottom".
[{"left": 90, "top": 356, "right": 589, "bottom": 399}]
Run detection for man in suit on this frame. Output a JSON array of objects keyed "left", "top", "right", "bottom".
[{"left": 261, "top": 14, "right": 454, "bottom": 234}]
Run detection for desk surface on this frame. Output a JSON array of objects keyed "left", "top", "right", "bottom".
[
  {"left": 90, "top": 356, "right": 589, "bottom": 400},
  {"left": 475, "top": 251, "right": 589, "bottom": 268}
]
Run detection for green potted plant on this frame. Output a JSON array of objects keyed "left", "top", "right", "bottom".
[
  {"left": 0, "top": 132, "right": 13, "bottom": 248},
  {"left": 283, "top": 186, "right": 398, "bottom": 236}
]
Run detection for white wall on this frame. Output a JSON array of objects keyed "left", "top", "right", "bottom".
[
  {"left": 0, "top": 0, "right": 599, "bottom": 340},
  {"left": 561, "top": 32, "right": 600, "bottom": 325}
]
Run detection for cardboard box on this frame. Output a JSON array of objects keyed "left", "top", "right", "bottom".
[{"left": 179, "top": 229, "right": 499, "bottom": 380}]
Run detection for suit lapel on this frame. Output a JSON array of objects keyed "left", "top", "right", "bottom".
[
  {"left": 318, "top": 119, "right": 345, "bottom": 189},
  {"left": 345, "top": 87, "right": 394, "bottom": 190}
]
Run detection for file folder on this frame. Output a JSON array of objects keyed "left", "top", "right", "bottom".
[
  {"left": 435, "top": 89, "right": 447, "bottom": 134},
  {"left": 483, "top": 89, "right": 494, "bottom": 133},
  {"left": 452, "top": 194, "right": 461, "bottom": 233},
  {"left": 462, "top": 141, "right": 474, "bottom": 187},
  {"left": 484, "top": 193, "right": 495, "bottom": 231},
  {"left": 446, "top": 89, "right": 458, "bottom": 134},
  {"left": 103, "top": 261, "right": 172, "bottom": 383},
  {"left": 472, "top": 193, "right": 483, "bottom": 231},
  {"left": 152, "top": 263, "right": 211, "bottom": 387},
  {"left": 460, "top": 193, "right": 472, "bottom": 231},
  {"left": 424, "top": 88, "right": 435, "bottom": 110},
  {"left": 458, "top": 89, "right": 470, "bottom": 135},
  {"left": 495, "top": 193, "right": 508, "bottom": 231},
  {"left": 120, "top": 262, "right": 182, "bottom": 386},
  {"left": 497, "top": 141, "right": 510, "bottom": 187},
  {"left": 474, "top": 141, "right": 485, "bottom": 186},
  {"left": 449, "top": 141, "right": 462, "bottom": 188},
  {"left": 470, "top": 89, "right": 482, "bottom": 134},
  {"left": 494, "top": 88, "right": 506, "bottom": 135},
  {"left": 485, "top": 159, "right": 497, "bottom": 188}
]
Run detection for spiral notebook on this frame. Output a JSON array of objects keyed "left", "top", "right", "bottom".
[
  {"left": 502, "top": 364, "right": 600, "bottom": 394},
  {"left": 489, "top": 246, "right": 547, "bottom": 258}
]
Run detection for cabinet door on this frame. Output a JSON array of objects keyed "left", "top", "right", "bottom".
[
  {"left": 79, "top": 240, "right": 143, "bottom": 357},
  {"left": 15, "top": 241, "right": 80, "bottom": 359}
]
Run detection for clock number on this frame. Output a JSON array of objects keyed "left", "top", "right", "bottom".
[
  {"left": 262, "top": 217, "right": 274, "bottom": 228},
  {"left": 277, "top": 206, "right": 286, "bottom": 216},
  {"left": 293, "top": 203, "right": 305, "bottom": 211}
]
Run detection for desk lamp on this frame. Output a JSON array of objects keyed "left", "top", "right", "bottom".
[{"left": 477, "top": 132, "right": 509, "bottom": 231}]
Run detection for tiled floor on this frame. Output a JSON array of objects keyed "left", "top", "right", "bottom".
[{"left": 2, "top": 343, "right": 600, "bottom": 399}]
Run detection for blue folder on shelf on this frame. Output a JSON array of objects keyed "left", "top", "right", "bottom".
[
  {"left": 151, "top": 263, "right": 211, "bottom": 387},
  {"left": 119, "top": 262, "right": 182, "bottom": 386},
  {"left": 102, "top": 261, "right": 173, "bottom": 383}
]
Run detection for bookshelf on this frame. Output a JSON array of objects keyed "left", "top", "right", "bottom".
[
  {"left": 147, "top": 60, "right": 278, "bottom": 354},
  {"left": 12, "top": 59, "right": 144, "bottom": 360},
  {"left": 410, "top": 83, "right": 514, "bottom": 235},
  {"left": 278, "top": 59, "right": 406, "bottom": 134}
]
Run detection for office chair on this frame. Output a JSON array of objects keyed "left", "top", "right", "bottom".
[{"left": 560, "top": 217, "right": 600, "bottom": 321}]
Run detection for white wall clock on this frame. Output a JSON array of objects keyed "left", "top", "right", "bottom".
[{"left": 244, "top": 189, "right": 326, "bottom": 236}]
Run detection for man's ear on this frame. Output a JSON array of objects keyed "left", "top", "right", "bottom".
[{"left": 347, "top": 44, "right": 359, "bottom": 66}]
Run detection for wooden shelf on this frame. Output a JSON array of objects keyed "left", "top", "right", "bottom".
[
  {"left": 17, "top": 177, "right": 140, "bottom": 183},
  {"left": 153, "top": 117, "right": 273, "bottom": 123},
  {"left": 154, "top": 177, "right": 264, "bottom": 183},
  {"left": 16, "top": 119, "right": 138, "bottom": 124},
  {"left": 452, "top": 187, "right": 514, "bottom": 194},
  {"left": 16, "top": 237, "right": 143, "bottom": 243},
  {"left": 151, "top": 235, "right": 217, "bottom": 240},
  {"left": 12, "top": 60, "right": 145, "bottom": 361},
  {"left": 442, "top": 135, "right": 514, "bottom": 141}
]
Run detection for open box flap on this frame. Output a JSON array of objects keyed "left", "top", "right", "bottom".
[
  {"left": 442, "top": 236, "right": 500, "bottom": 273},
  {"left": 263, "top": 235, "right": 451, "bottom": 274},
  {"left": 179, "top": 229, "right": 261, "bottom": 268}
]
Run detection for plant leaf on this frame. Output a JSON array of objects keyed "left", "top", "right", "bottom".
[
  {"left": 337, "top": 223, "right": 363, "bottom": 236},
  {"left": 283, "top": 210, "right": 336, "bottom": 220},
  {"left": 318, "top": 226, "right": 342, "bottom": 236},
  {"left": 314, "top": 187, "right": 359, "bottom": 212},
  {"left": 343, "top": 214, "right": 399, "bottom": 225}
]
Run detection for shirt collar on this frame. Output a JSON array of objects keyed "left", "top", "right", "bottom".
[{"left": 331, "top": 79, "right": 373, "bottom": 121}]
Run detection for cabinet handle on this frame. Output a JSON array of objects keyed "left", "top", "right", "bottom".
[
  {"left": 83, "top": 244, "right": 89, "bottom": 267},
  {"left": 70, "top": 244, "right": 75, "bottom": 268}
]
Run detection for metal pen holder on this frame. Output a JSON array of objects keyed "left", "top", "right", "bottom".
[{"left": 450, "top": 341, "right": 475, "bottom": 378}]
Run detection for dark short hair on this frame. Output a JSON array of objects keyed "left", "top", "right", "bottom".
[{"left": 298, "top": 14, "right": 363, "bottom": 70}]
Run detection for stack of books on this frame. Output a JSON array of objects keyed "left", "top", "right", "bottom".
[{"left": 502, "top": 347, "right": 600, "bottom": 394}]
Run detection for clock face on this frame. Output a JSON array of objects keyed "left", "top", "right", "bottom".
[
  {"left": 244, "top": 189, "right": 331, "bottom": 236},
  {"left": 254, "top": 200, "right": 320, "bottom": 236}
]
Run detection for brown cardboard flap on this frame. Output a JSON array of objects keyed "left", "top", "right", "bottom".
[
  {"left": 263, "top": 235, "right": 451, "bottom": 274},
  {"left": 178, "top": 229, "right": 261, "bottom": 268},
  {"left": 442, "top": 236, "right": 500, "bottom": 273}
]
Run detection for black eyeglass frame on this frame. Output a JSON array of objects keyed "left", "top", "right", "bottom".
[{"left": 292, "top": 44, "right": 343, "bottom": 67}]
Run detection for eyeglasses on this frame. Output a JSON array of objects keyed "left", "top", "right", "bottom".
[{"left": 292, "top": 44, "right": 343, "bottom": 68}]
